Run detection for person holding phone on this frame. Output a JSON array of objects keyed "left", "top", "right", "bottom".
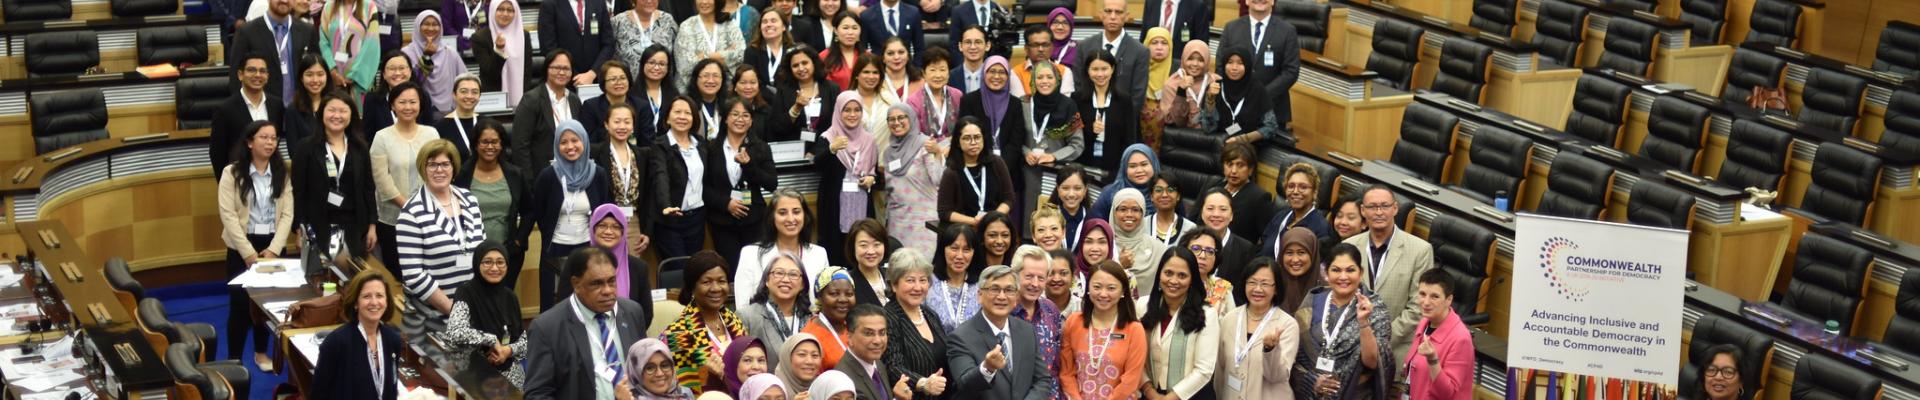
[{"left": 1400, "top": 269, "right": 1474, "bottom": 399}]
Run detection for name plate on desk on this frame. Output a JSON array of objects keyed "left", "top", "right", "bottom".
[{"left": 477, "top": 92, "right": 509, "bottom": 114}]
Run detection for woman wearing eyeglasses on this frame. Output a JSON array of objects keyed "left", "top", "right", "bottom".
[
  {"left": 394, "top": 139, "right": 486, "bottom": 331},
  {"left": 1260, "top": 163, "right": 1331, "bottom": 260},
  {"left": 1191, "top": 187, "right": 1256, "bottom": 304},
  {"left": 1688, "top": 345, "right": 1752, "bottom": 400},
  {"left": 437, "top": 242, "right": 529, "bottom": 387}
]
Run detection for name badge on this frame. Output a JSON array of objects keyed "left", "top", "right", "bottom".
[
  {"left": 992, "top": 148, "right": 1001, "bottom": 156},
  {"left": 733, "top": 189, "right": 753, "bottom": 203},
  {"left": 454, "top": 251, "right": 473, "bottom": 271},
  {"left": 333, "top": 51, "right": 351, "bottom": 63},
  {"left": 463, "top": 27, "right": 476, "bottom": 38},
  {"left": 618, "top": 206, "right": 635, "bottom": 221},
  {"left": 1225, "top": 123, "right": 1244, "bottom": 135},
  {"left": 801, "top": 130, "right": 818, "bottom": 142},
  {"left": 1316, "top": 356, "right": 1336, "bottom": 373},
  {"left": 379, "top": 25, "right": 392, "bottom": 35},
  {"left": 327, "top": 192, "right": 345, "bottom": 206},
  {"left": 251, "top": 222, "right": 275, "bottom": 234},
  {"left": 597, "top": 365, "right": 619, "bottom": 384},
  {"left": 887, "top": 159, "right": 902, "bottom": 171},
  {"left": 842, "top": 177, "right": 861, "bottom": 192},
  {"left": 589, "top": 19, "right": 599, "bottom": 34},
  {"left": 1108, "top": 333, "right": 1125, "bottom": 339},
  {"left": 1226, "top": 376, "right": 1244, "bottom": 391},
  {"left": 805, "top": 98, "right": 823, "bottom": 116},
  {"left": 1264, "top": 50, "right": 1275, "bottom": 67},
  {"left": 530, "top": 34, "right": 540, "bottom": 50}
]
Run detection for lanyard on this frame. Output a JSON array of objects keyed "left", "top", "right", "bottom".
[
  {"left": 452, "top": 115, "right": 476, "bottom": 150},
  {"left": 646, "top": 91, "right": 663, "bottom": 127},
  {"left": 962, "top": 166, "right": 987, "bottom": 212},
  {"left": 767, "top": 303, "right": 801, "bottom": 335},
  {"left": 1065, "top": 214, "right": 1086, "bottom": 250},
  {"left": 426, "top": 188, "right": 476, "bottom": 249},
  {"left": 326, "top": 145, "right": 346, "bottom": 187},
  {"left": 369, "top": 333, "right": 384, "bottom": 397},
  {"left": 1370, "top": 236, "right": 1391, "bottom": 287},
  {"left": 705, "top": 322, "right": 732, "bottom": 355},
  {"left": 816, "top": 314, "right": 849, "bottom": 351},
  {"left": 1274, "top": 206, "right": 1314, "bottom": 255},
  {"left": 1082, "top": 317, "right": 1116, "bottom": 393},
  {"left": 924, "top": 86, "right": 947, "bottom": 133},
  {"left": 1029, "top": 112, "right": 1051, "bottom": 144},
  {"left": 768, "top": 46, "right": 783, "bottom": 79},
  {"left": 467, "top": 0, "right": 485, "bottom": 24},
  {"left": 1220, "top": 91, "right": 1246, "bottom": 120},
  {"left": 698, "top": 17, "right": 720, "bottom": 55},
  {"left": 1053, "top": 42, "right": 1074, "bottom": 64},
  {"left": 701, "top": 103, "right": 720, "bottom": 138},
  {"left": 1235, "top": 307, "right": 1277, "bottom": 364},
  {"left": 1320, "top": 297, "right": 1353, "bottom": 354}
]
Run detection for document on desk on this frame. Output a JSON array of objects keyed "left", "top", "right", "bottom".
[
  {"left": 263, "top": 300, "right": 298, "bottom": 325},
  {"left": 290, "top": 332, "right": 324, "bottom": 371},
  {"left": 1739, "top": 205, "right": 1786, "bottom": 222},
  {"left": 230, "top": 259, "right": 309, "bottom": 288}
]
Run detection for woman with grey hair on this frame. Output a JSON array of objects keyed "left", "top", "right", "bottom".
[
  {"left": 878, "top": 102, "right": 947, "bottom": 254},
  {"left": 741, "top": 251, "right": 814, "bottom": 353},
  {"left": 881, "top": 248, "right": 952, "bottom": 400}
]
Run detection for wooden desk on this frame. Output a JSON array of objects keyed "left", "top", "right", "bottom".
[
  {"left": 1290, "top": 49, "right": 1414, "bottom": 161},
  {"left": 0, "top": 67, "right": 230, "bottom": 171},
  {"left": 12, "top": 221, "right": 173, "bottom": 398},
  {"left": 0, "top": 130, "right": 223, "bottom": 278},
  {"left": 1331, "top": 0, "right": 1581, "bottom": 127}
]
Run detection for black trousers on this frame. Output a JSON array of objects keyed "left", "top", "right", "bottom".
[
  {"left": 376, "top": 222, "right": 401, "bottom": 277},
  {"left": 225, "top": 234, "right": 273, "bottom": 359},
  {"left": 540, "top": 241, "right": 589, "bottom": 309}
]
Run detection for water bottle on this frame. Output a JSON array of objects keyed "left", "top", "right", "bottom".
[
  {"left": 1494, "top": 190, "right": 1510, "bottom": 212},
  {"left": 1824, "top": 320, "right": 1842, "bottom": 345}
]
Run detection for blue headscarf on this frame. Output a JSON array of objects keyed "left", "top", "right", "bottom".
[
  {"left": 551, "top": 119, "right": 599, "bottom": 192},
  {"left": 1092, "top": 144, "right": 1162, "bottom": 220}
]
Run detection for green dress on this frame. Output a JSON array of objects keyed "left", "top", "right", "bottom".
[{"left": 470, "top": 178, "right": 511, "bottom": 244}]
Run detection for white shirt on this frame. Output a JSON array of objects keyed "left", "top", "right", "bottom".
[
  {"left": 243, "top": 90, "right": 270, "bottom": 122},
  {"left": 571, "top": 295, "right": 623, "bottom": 400},
  {"left": 978, "top": 316, "right": 1012, "bottom": 380},
  {"left": 669, "top": 134, "right": 705, "bottom": 210},
  {"left": 1248, "top": 15, "right": 1271, "bottom": 50},
  {"left": 880, "top": 2, "right": 904, "bottom": 35},
  {"left": 549, "top": 86, "right": 573, "bottom": 123}
]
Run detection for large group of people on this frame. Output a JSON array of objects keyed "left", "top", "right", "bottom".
[{"left": 205, "top": 0, "right": 1499, "bottom": 398}]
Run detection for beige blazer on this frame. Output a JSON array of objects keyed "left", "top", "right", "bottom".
[
  {"left": 218, "top": 164, "right": 295, "bottom": 257},
  {"left": 1214, "top": 304, "right": 1299, "bottom": 400},
  {"left": 1135, "top": 297, "right": 1221, "bottom": 399},
  {"left": 1342, "top": 227, "right": 1435, "bottom": 359}
]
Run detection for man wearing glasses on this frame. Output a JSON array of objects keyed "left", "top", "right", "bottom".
[
  {"left": 210, "top": 54, "right": 288, "bottom": 178},
  {"left": 1340, "top": 184, "right": 1435, "bottom": 360},
  {"left": 948, "top": 265, "right": 1056, "bottom": 400}
]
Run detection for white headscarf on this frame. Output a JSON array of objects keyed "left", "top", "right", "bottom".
[
  {"left": 807, "top": 370, "right": 856, "bottom": 400},
  {"left": 488, "top": 0, "right": 526, "bottom": 105}
]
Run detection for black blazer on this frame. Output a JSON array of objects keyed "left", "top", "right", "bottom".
[
  {"left": 772, "top": 80, "right": 842, "bottom": 141},
  {"left": 578, "top": 93, "right": 641, "bottom": 145},
  {"left": 859, "top": 2, "right": 925, "bottom": 57},
  {"left": 936, "top": 157, "right": 1015, "bottom": 223},
  {"left": 523, "top": 298, "right": 652, "bottom": 400},
  {"left": 1071, "top": 90, "right": 1137, "bottom": 173},
  {"left": 590, "top": 140, "right": 660, "bottom": 232},
  {"left": 525, "top": 165, "right": 615, "bottom": 248},
  {"left": 289, "top": 135, "right": 378, "bottom": 234},
  {"left": 362, "top": 87, "right": 439, "bottom": 136},
  {"left": 472, "top": 26, "right": 539, "bottom": 93},
  {"left": 649, "top": 132, "right": 709, "bottom": 213},
  {"left": 958, "top": 91, "right": 1027, "bottom": 161},
  {"left": 228, "top": 16, "right": 319, "bottom": 101},
  {"left": 309, "top": 323, "right": 402, "bottom": 400},
  {"left": 281, "top": 105, "right": 322, "bottom": 151},
  {"left": 208, "top": 92, "right": 286, "bottom": 177},
  {"left": 633, "top": 86, "right": 678, "bottom": 144},
  {"left": 509, "top": 86, "right": 584, "bottom": 173},
  {"left": 1217, "top": 17, "right": 1301, "bottom": 124},
  {"left": 455, "top": 161, "right": 530, "bottom": 249},
  {"left": 792, "top": 16, "right": 829, "bottom": 55},
  {"left": 537, "top": 0, "right": 617, "bottom": 75},
  {"left": 1142, "top": 0, "right": 1213, "bottom": 45},
  {"left": 1211, "top": 231, "right": 1256, "bottom": 305},
  {"left": 743, "top": 45, "right": 790, "bottom": 91},
  {"left": 702, "top": 132, "right": 778, "bottom": 227},
  {"left": 432, "top": 114, "right": 486, "bottom": 162}
]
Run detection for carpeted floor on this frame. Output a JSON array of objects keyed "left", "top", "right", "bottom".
[{"left": 147, "top": 282, "right": 289, "bottom": 400}]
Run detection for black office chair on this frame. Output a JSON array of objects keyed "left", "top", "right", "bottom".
[
  {"left": 110, "top": 0, "right": 174, "bottom": 17},
  {"left": 167, "top": 342, "right": 234, "bottom": 400},
  {"left": 1681, "top": 314, "right": 1775, "bottom": 400},
  {"left": 137, "top": 26, "right": 209, "bottom": 67},
  {"left": 1606, "top": 0, "right": 1655, "bottom": 12},
  {"left": 1722, "top": 47, "right": 1788, "bottom": 102},
  {"left": 1430, "top": 37, "right": 1495, "bottom": 104},
  {"left": 1881, "top": 89, "right": 1920, "bottom": 156},
  {"left": 29, "top": 89, "right": 111, "bottom": 155},
  {"left": 176, "top": 77, "right": 230, "bottom": 130},
  {"left": 1874, "top": 21, "right": 1920, "bottom": 78},
  {"left": 1745, "top": 0, "right": 1803, "bottom": 48},
  {"left": 1278, "top": 1, "right": 1331, "bottom": 53},
  {"left": 1716, "top": 119, "right": 1793, "bottom": 193},
  {"left": 1799, "top": 142, "right": 1882, "bottom": 227},
  {"left": 1427, "top": 214, "right": 1494, "bottom": 325},
  {"left": 1680, "top": 0, "right": 1729, "bottom": 44},
  {"left": 1389, "top": 103, "right": 1461, "bottom": 184},
  {"left": 1366, "top": 18, "right": 1426, "bottom": 90},
  {"left": 1880, "top": 268, "right": 1920, "bottom": 355},
  {"left": 171, "top": 331, "right": 252, "bottom": 399},
  {"left": 1455, "top": 125, "right": 1533, "bottom": 203},
  {"left": 1597, "top": 17, "right": 1658, "bottom": 77},
  {"left": 1160, "top": 127, "right": 1227, "bottom": 203},
  {"left": 1780, "top": 233, "right": 1873, "bottom": 335},
  {"left": 104, "top": 257, "right": 144, "bottom": 314},
  {"left": 137, "top": 298, "right": 220, "bottom": 363},
  {"left": 1793, "top": 353, "right": 1883, "bottom": 399},
  {"left": 1534, "top": 152, "right": 1615, "bottom": 220},
  {"left": 1640, "top": 96, "right": 1713, "bottom": 174},
  {"left": 2, "top": 0, "right": 71, "bottom": 21},
  {"left": 1798, "top": 68, "right": 1869, "bottom": 136},
  {"left": 1469, "top": 0, "right": 1519, "bottom": 37},
  {"left": 1626, "top": 181, "right": 1697, "bottom": 230},
  {"left": 1531, "top": 0, "right": 1589, "bottom": 67},
  {"left": 1564, "top": 74, "right": 1633, "bottom": 148},
  {"left": 25, "top": 31, "right": 101, "bottom": 77}
]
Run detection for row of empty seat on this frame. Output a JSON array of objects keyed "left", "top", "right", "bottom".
[
  {"left": 18, "top": 26, "right": 212, "bottom": 77},
  {"left": 3, "top": 0, "right": 178, "bottom": 21}
]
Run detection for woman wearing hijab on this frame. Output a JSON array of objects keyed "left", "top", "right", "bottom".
[
  {"left": 438, "top": 242, "right": 528, "bottom": 387},
  {"left": 589, "top": 204, "right": 655, "bottom": 304},
  {"left": 402, "top": 11, "right": 467, "bottom": 121},
  {"left": 319, "top": 0, "right": 381, "bottom": 93},
  {"left": 661, "top": 251, "right": 749, "bottom": 392},
  {"left": 936, "top": 117, "right": 1015, "bottom": 228},
  {"left": 1140, "top": 28, "right": 1174, "bottom": 148},
  {"left": 775, "top": 333, "right": 828, "bottom": 397},
  {"left": 1046, "top": 8, "right": 1078, "bottom": 68},
  {"left": 630, "top": 338, "right": 700, "bottom": 400},
  {"left": 809, "top": 370, "right": 858, "bottom": 400},
  {"left": 717, "top": 338, "right": 771, "bottom": 394},
  {"left": 1091, "top": 144, "right": 1160, "bottom": 221},
  {"left": 1159, "top": 40, "right": 1218, "bottom": 131},
  {"left": 527, "top": 119, "right": 613, "bottom": 307},
  {"left": 1107, "top": 188, "right": 1166, "bottom": 295},
  {"left": 810, "top": 92, "right": 879, "bottom": 266},
  {"left": 958, "top": 56, "right": 1027, "bottom": 178},
  {"left": 1274, "top": 227, "right": 1324, "bottom": 314},
  {"left": 1021, "top": 59, "right": 1082, "bottom": 222},
  {"left": 1199, "top": 45, "right": 1282, "bottom": 146},
  {"left": 1070, "top": 218, "right": 1116, "bottom": 294},
  {"left": 878, "top": 103, "right": 947, "bottom": 253},
  {"left": 473, "top": 0, "right": 530, "bottom": 104},
  {"left": 740, "top": 373, "right": 788, "bottom": 400}
]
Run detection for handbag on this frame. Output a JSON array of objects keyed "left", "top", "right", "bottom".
[
  {"left": 286, "top": 293, "right": 344, "bottom": 328},
  {"left": 1748, "top": 85, "right": 1790, "bottom": 117}
]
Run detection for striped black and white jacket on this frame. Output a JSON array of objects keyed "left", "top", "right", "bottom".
[{"left": 395, "top": 186, "right": 487, "bottom": 300}]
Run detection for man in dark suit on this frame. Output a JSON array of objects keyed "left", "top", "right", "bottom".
[
  {"left": 1217, "top": 0, "right": 1301, "bottom": 127},
  {"left": 1076, "top": 0, "right": 1150, "bottom": 112},
  {"left": 948, "top": 0, "right": 1009, "bottom": 59},
  {"left": 860, "top": 0, "right": 925, "bottom": 58},
  {"left": 835, "top": 304, "right": 949, "bottom": 400},
  {"left": 539, "top": 0, "right": 616, "bottom": 85},
  {"left": 1143, "top": 0, "right": 1211, "bottom": 46},
  {"left": 946, "top": 265, "right": 1053, "bottom": 400},
  {"left": 209, "top": 54, "right": 286, "bottom": 177},
  {"left": 511, "top": 50, "right": 584, "bottom": 174},
  {"left": 227, "top": 0, "right": 317, "bottom": 106},
  {"left": 949, "top": 26, "right": 992, "bottom": 93},
  {"left": 525, "top": 247, "right": 653, "bottom": 400}
]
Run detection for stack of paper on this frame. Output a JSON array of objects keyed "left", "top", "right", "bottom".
[
  {"left": 228, "top": 259, "right": 309, "bottom": 288},
  {"left": 0, "top": 334, "right": 86, "bottom": 395}
]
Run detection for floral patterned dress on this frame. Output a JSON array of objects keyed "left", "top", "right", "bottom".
[
  {"left": 659, "top": 305, "right": 748, "bottom": 392},
  {"left": 884, "top": 142, "right": 948, "bottom": 254}
]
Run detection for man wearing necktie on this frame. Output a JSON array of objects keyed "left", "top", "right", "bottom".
[
  {"left": 947, "top": 265, "right": 1053, "bottom": 400},
  {"left": 525, "top": 247, "right": 654, "bottom": 400},
  {"left": 1143, "top": 0, "right": 1211, "bottom": 45},
  {"left": 229, "top": 0, "right": 318, "bottom": 106},
  {"left": 947, "top": 0, "right": 1009, "bottom": 59},
  {"left": 836, "top": 304, "right": 950, "bottom": 400},
  {"left": 860, "top": 0, "right": 925, "bottom": 58},
  {"left": 538, "top": 0, "right": 615, "bottom": 85},
  {"left": 1217, "top": 0, "right": 1301, "bottom": 130}
]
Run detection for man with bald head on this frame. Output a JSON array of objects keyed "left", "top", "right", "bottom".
[{"left": 1075, "top": 0, "right": 1150, "bottom": 111}]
